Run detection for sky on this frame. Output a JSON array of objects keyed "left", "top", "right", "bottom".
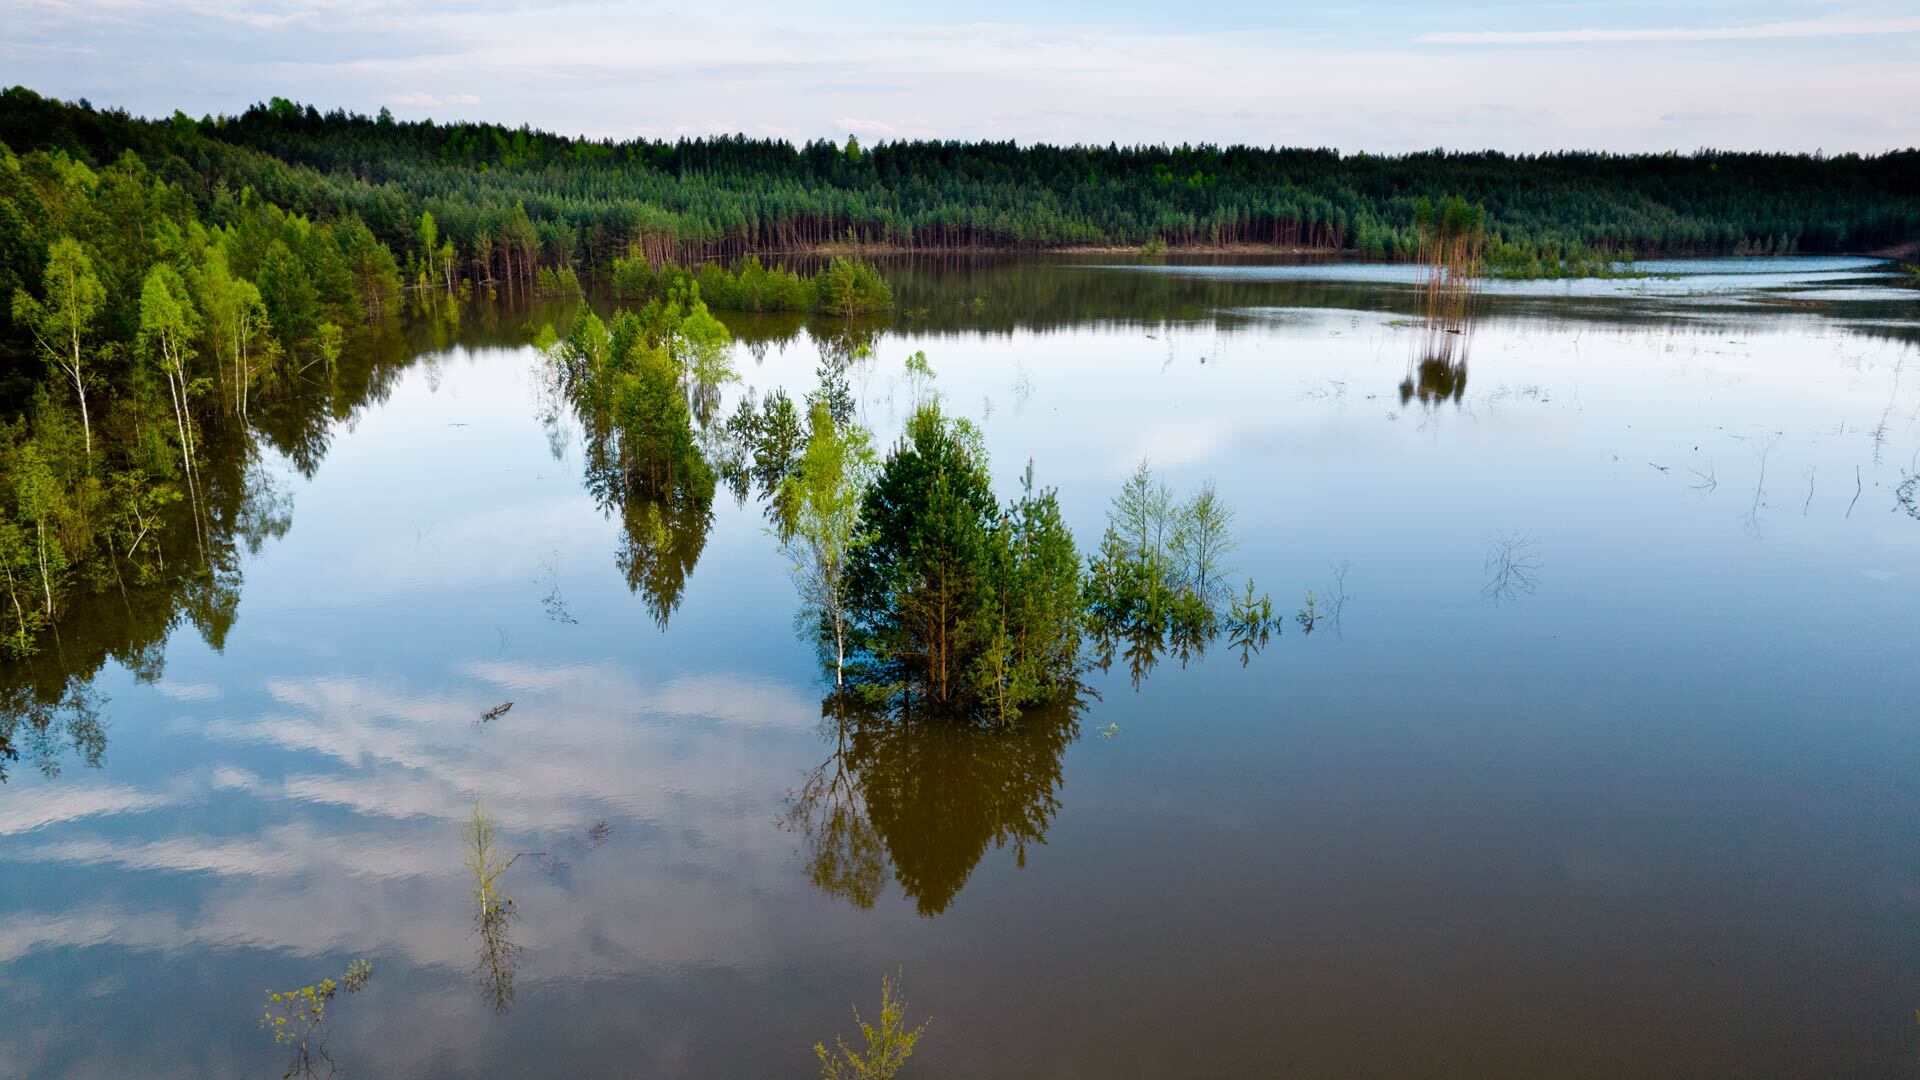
[{"left": 4, "top": 0, "right": 1917, "bottom": 153}]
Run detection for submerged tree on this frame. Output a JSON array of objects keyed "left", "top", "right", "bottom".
[
  {"left": 1086, "top": 461, "right": 1268, "bottom": 686},
  {"left": 462, "top": 802, "right": 522, "bottom": 1014},
  {"left": 259, "top": 959, "right": 374, "bottom": 1080},
  {"left": 971, "top": 463, "right": 1083, "bottom": 723},
  {"left": 844, "top": 403, "right": 1081, "bottom": 719},
  {"left": 780, "top": 400, "right": 877, "bottom": 686},
  {"left": 1413, "top": 194, "right": 1488, "bottom": 291},
  {"left": 814, "top": 971, "right": 928, "bottom": 1080},
  {"left": 846, "top": 403, "right": 998, "bottom": 710}
]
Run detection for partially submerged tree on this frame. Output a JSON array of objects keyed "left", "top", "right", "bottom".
[
  {"left": 1086, "top": 461, "right": 1264, "bottom": 685},
  {"left": 847, "top": 404, "right": 998, "bottom": 711},
  {"left": 845, "top": 403, "right": 1081, "bottom": 720},
  {"left": 815, "top": 971, "right": 928, "bottom": 1080},
  {"left": 781, "top": 400, "right": 876, "bottom": 686}
]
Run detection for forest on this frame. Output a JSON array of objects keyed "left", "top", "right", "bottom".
[{"left": 3, "top": 85, "right": 1917, "bottom": 286}]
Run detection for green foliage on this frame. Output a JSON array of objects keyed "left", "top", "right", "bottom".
[
  {"left": 1225, "top": 578, "right": 1277, "bottom": 666},
  {"left": 1169, "top": 480, "right": 1235, "bottom": 602},
  {"left": 971, "top": 464, "right": 1083, "bottom": 723},
  {"left": 1413, "top": 194, "right": 1487, "bottom": 282},
  {"left": 12, "top": 236, "right": 104, "bottom": 454},
  {"left": 13, "top": 87, "right": 1908, "bottom": 276},
  {"left": 816, "top": 257, "right": 893, "bottom": 317},
  {"left": 1487, "top": 238, "right": 1637, "bottom": 280},
  {"left": 815, "top": 971, "right": 928, "bottom": 1080},
  {"left": 723, "top": 388, "right": 807, "bottom": 532},
  {"left": 0, "top": 128, "right": 397, "bottom": 663},
  {"left": 845, "top": 403, "right": 1080, "bottom": 719},
  {"left": 461, "top": 802, "right": 522, "bottom": 1014},
  {"left": 540, "top": 296, "right": 725, "bottom": 627},
  {"left": 611, "top": 252, "right": 892, "bottom": 316},
  {"left": 462, "top": 801, "right": 514, "bottom": 922},
  {"left": 1297, "top": 592, "right": 1322, "bottom": 634},
  {"left": 534, "top": 264, "right": 583, "bottom": 297},
  {"left": 848, "top": 403, "right": 998, "bottom": 711},
  {"left": 779, "top": 401, "right": 878, "bottom": 684},
  {"left": 1085, "top": 461, "right": 1264, "bottom": 686},
  {"left": 259, "top": 958, "right": 373, "bottom": 1078},
  {"left": 901, "top": 350, "right": 934, "bottom": 406}
]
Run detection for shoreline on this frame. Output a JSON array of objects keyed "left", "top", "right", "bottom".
[
  {"left": 804, "top": 241, "right": 1341, "bottom": 258},
  {"left": 738, "top": 241, "right": 1920, "bottom": 263}
]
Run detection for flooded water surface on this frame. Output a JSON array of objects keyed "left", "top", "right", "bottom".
[{"left": 3, "top": 256, "right": 1918, "bottom": 1078}]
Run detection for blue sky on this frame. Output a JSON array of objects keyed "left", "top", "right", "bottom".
[{"left": 4, "top": 0, "right": 1916, "bottom": 152}]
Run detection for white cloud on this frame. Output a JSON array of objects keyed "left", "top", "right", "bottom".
[
  {"left": 1422, "top": 15, "right": 1920, "bottom": 46},
  {"left": 385, "top": 91, "right": 482, "bottom": 109},
  {"left": 153, "top": 680, "right": 221, "bottom": 702},
  {"left": 0, "top": 784, "right": 172, "bottom": 836},
  {"left": 7, "top": 1, "right": 1918, "bottom": 151}
]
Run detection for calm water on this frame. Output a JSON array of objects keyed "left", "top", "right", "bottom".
[{"left": 3, "top": 256, "right": 1918, "bottom": 1078}]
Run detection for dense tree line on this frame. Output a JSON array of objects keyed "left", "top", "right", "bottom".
[
  {"left": 0, "top": 112, "right": 412, "bottom": 783},
  {"left": 0, "top": 130, "right": 401, "bottom": 669},
  {"left": 4, "top": 86, "right": 1914, "bottom": 288},
  {"left": 612, "top": 254, "right": 893, "bottom": 316}
]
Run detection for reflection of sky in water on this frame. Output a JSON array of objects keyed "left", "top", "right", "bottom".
[{"left": 2, "top": 258, "right": 1919, "bottom": 1076}]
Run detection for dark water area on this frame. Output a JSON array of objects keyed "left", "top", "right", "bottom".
[{"left": 2, "top": 255, "right": 1918, "bottom": 1078}]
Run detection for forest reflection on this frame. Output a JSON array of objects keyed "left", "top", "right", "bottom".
[
  {"left": 0, "top": 291, "right": 570, "bottom": 783},
  {"left": 784, "top": 689, "right": 1082, "bottom": 917}
]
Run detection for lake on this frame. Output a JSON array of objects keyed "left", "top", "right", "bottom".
[{"left": 2, "top": 255, "right": 1917, "bottom": 1078}]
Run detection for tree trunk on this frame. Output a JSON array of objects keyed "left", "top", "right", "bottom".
[{"left": 36, "top": 520, "right": 53, "bottom": 617}]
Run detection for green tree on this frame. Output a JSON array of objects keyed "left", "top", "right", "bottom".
[
  {"left": 1170, "top": 480, "right": 1235, "bottom": 602},
  {"left": 815, "top": 972, "right": 927, "bottom": 1080},
  {"left": 973, "top": 463, "right": 1081, "bottom": 722},
  {"left": 258, "top": 239, "right": 320, "bottom": 346},
  {"left": 780, "top": 400, "right": 877, "bottom": 685},
  {"left": 10, "top": 441, "right": 68, "bottom": 619},
  {"left": 847, "top": 403, "right": 998, "bottom": 710},
  {"left": 137, "top": 265, "right": 202, "bottom": 513},
  {"left": 416, "top": 209, "right": 439, "bottom": 287},
  {"left": 11, "top": 237, "right": 104, "bottom": 459}
]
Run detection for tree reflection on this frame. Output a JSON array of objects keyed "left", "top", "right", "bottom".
[
  {"left": 587, "top": 445, "right": 714, "bottom": 629},
  {"left": 0, "top": 438, "right": 291, "bottom": 782},
  {"left": 0, "top": 674, "right": 104, "bottom": 783},
  {"left": 1398, "top": 299, "right": 1474, "bottom": 408},
  {"left": 1390, "top": 243, "right": 1474, "bottom": 407},
  {"left": 784, "top": 689, "right": 1082, "bottom": 917},
  {"left": 546, "top": 304, "right": 724, "bottom": 630},
  {"left": 462, "top": 803, "right": 523, "bottom": 1014}
]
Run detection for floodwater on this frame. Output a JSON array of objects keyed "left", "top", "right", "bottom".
[{"left": 2, "top": 256, "right": 1917, "bottom": 1078}]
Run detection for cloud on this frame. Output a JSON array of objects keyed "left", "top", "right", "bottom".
[
  {"left": 8, "top": 1, "right": 1918, "bottom": 151},
  {"left": 1421, "top": 16, "right": 1920, "bottom": 46},
  {"left": 153, "top": 680, "right": 221, "bottom": 702},
  {"left": 0, "top": 784, "right": 173, "bottom": 837},
  {"left": 385, "top": 91, "right": 482, "bottom": 109}
]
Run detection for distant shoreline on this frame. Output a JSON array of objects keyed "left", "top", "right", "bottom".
[
  {"left": 782, "top": 241, "right": 1918, "bottom": 262},
  {"left": 796, "top": 241, "right": 1340, "bottom": 258}
]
